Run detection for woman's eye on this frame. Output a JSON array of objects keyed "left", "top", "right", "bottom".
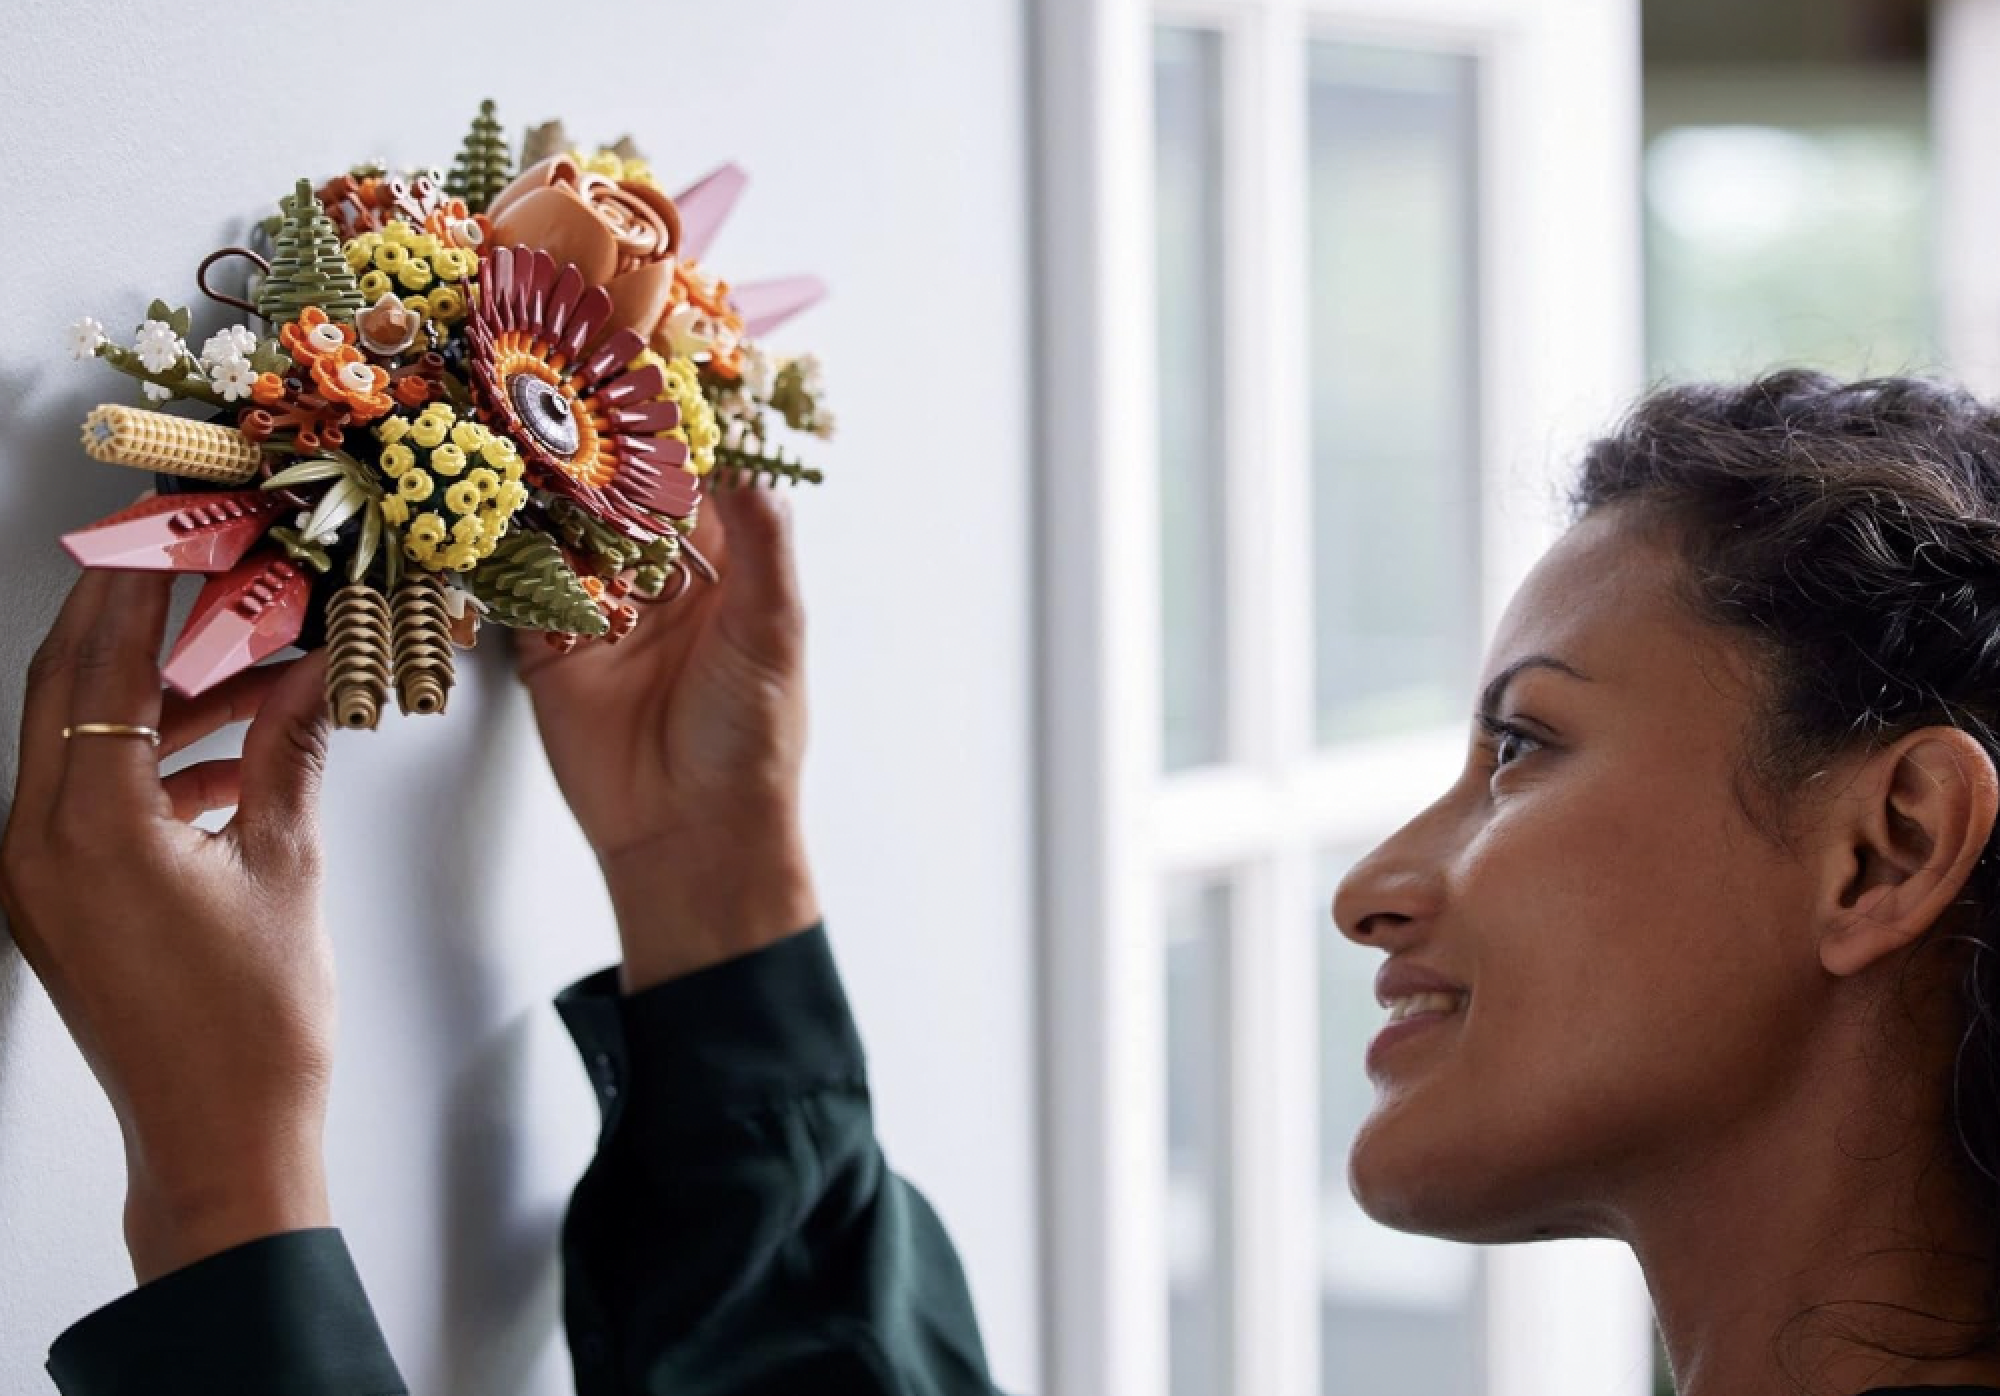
[{"left": 1482, "top": 719, "right": 1544, "bottom": 772}]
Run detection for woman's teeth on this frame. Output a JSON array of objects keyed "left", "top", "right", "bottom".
[{"left": 1384, "top": 991, "right": 1465, "bottom": 1024}]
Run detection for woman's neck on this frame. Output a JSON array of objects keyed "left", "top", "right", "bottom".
[{"left": 1625, "top": 1041, "right": 1999, "bottom": 1396}]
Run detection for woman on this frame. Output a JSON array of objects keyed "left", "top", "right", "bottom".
[
  {"left": 1337, "top": 370, "right": 2000, "bottom": 1396},
  {"left": 9, "top": 369, "right": 2000, "bottom": 1396},
  {"left": 931, "top": 365, "right": 2000, "bottom": 1396}
]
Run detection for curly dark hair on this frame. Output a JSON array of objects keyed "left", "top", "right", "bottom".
[{"left": 1569, "top": 369, "right": 2000, "bottom": 1363}]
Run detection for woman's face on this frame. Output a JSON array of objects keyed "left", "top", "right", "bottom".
[{"left": 1336, "top": 504, "right": 1830, "bottom": 1242}]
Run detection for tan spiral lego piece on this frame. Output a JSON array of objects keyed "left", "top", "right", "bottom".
[
  {"left": 390, "top": 573, "right": 455, "bottom": 716},
  {"left": 78, "top": 405, "right": 263, "bottom": 484},
  {"left": 324, "top": 584, "right": 392, "bottom": 730}
]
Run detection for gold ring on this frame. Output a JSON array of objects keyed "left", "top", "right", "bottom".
[{"left": 62, "top": 722, "right": 162, "bottom": 747}]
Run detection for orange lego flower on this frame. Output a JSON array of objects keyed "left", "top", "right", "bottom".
[
  {"left": 280, "top": 305, "right": 356, "bottom": 366},
  {"left": 310, "top": 347, "right": 393, "bottom": 423}
]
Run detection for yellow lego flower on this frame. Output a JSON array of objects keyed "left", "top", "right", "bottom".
[
  {"left": 433, "top": 248, "right": 473, "bottom": 281},
  {"left": 374, "top": 242, "right": 409, "bottom": 271},
  {"left": 358, "top": 269, "right": 391, "bottom": 301},
  {"left": 466, "top": 467, "right": 500, "bottom": 500},
  {"left": 397, "top": 259, "right": 433, "bottom": 292},
  {"left": 410, "top": 415, "right": 448, "bottom": 450},
  {"left": 445, "top": 480, "right": 482, "bottom": 515},
  {"left": 378, "top": 441, "right": 415, "bottom": 478},
  {"left": 374, "top": 415, "right": 412, "bottom": 445},
  {"left": 494, "top": 480, "right": 529, "bottom": 514},
  {"left": 450, "top": 421, "right": 488, "bottom": 453},
  {"left": 441, "top": 542, "right": 480, "bottom": 572},
  {"left": 398, "top": 470, "right": 436, "bottom": 502},
  {"left": 479, "top": 436, "right": 518, "bottom": 469},
  {"left": 406, "top": 232, "right": 441, "bottom": 261},
  {"left": 426, "top": 286, "right": 465, "bottom": 322},
  {"left": 408, "top": 511, "right": 447, "bottom": 546},
  {"left": 379, "top": 495, "right": 411, "bottom": 526},
  {"left": 430, "top": 442, "right": 467, "bottom": 477},
  {"left": 403, "top": 294, "right": 431, "bottom": 323}
]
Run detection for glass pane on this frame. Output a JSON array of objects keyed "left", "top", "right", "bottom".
[
  {"left": 1644, "top": 119, "right": 1935, "bottom": 380},
  {"left": 1318, "top": 846, "right": 1482, "bottom": 1396},
  {"left": 1308, "top": 42, "right": 1482, "bottom": 747},
  {"left": 1156, "top": 27, "right": 1230, "bottom": 772},
  {"left": 1166, "top": 873, "right": 1233, "bottom": 1396}
]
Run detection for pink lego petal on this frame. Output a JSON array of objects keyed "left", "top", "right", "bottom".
[
  {"left": 605, "top": 398, "right": 681, "bottom": 434},
  {"left": 673, "top": 164, "right": 749, "bottom": 263},
  {"left": 486, "top": 247, "right": 517, "bottom": 329},
  {"left": 729, "top": 275, "right": 828, "bottom": 337},
  {"left": 575, "top": 328, "right": 647, "bottom": 392},
  {"left": 622, "top": 434, "right": 691, "bottom": 469},
  {"left": 527, "top": 249, "right": 559, "bottom": 327},
  {"left": 545, "top": 263, "right": 586, "bottom": 344},
  {"left": 160, "top": 552, "right": 310, "bottom": 697},
  {"left": 591, "top": 359, "right": 664, "bottom": 408},
  {"left": 556, "top": 285, "right": 614, "bottom": 364},
  {"left": 626, "top": 462, "right": 701, "bottom": 517},
  {"left": 61, "top": 491, "right": 291, "bottom": 572}
]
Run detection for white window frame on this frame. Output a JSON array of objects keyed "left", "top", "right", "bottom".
[{"left": 1032, "top": 0, "right": 1658, "bottom": 1394}]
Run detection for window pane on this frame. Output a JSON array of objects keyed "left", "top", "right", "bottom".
[
  {"left": 1156, "top": 26, "right": 1230, "bottom": 772},
  {"left": 1644, "top": 119, "right": 1935, "bottom": 380},
  {"left": 1318, "top": 846, "right": 1481, "bottom": 1395},
  {"left": 1308, "top": 43, "right": 1482, "bottom": 747},
  {"left": 1166, "top": 873, "right": 1233, "bottom": 1396}
]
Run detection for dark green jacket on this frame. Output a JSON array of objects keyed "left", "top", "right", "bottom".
[{"left": 43, "top": 924, "right": 1002, "bottom": 1396}]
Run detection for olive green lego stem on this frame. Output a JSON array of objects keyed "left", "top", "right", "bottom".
[
  {"left": 95, "top": 344, "right": 227, "bottom": 408},
  {"left": 711, "top": 444, "right": 825, "bottom": 489}
]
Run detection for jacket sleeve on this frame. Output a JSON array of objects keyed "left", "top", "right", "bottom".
[
  {"left": 44, "top": 1227, "right": 406, "bottom": 1396},
  {"left": 553, "top": 921, "right": 1003, "bottom": 1396}
]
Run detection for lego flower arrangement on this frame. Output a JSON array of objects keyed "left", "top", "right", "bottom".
[{"left": 60, "top": 101, "right": 833, "bottom": 728}]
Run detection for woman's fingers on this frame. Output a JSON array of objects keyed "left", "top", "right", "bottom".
[
  {"left": 707, "top": 482, "right": 805, "bottom": 658},
  {"left": 15, "top": 567, "right": 119, "bottom": 833},
  {"left": 157, "top": 660, "right": 295, "bottom": 759},
  {"left": 160, "top": 758, "right": 243, "bottom": 822},
  {"left": 55, "top": 569, "right": 176, "bottom": 828},
  {"left": 228, "top": 647, "right": 332, "bottom": 872}
]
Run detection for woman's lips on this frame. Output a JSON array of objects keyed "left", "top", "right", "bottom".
[{"left": 1365, "top": 990, "right": 1468, "bottom": 1077}]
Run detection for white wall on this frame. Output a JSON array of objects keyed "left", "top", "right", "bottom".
[{"left": 0, "top": 3, "right": 1040, "bottom": 1391}]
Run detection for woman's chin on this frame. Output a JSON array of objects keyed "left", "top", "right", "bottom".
[
  {"left": 1347, "top": 1102, "right": 1608, "bottom": 1245},
  {"left": 1346, "top": 1098, "right": 1509, "bottom": 1242}
]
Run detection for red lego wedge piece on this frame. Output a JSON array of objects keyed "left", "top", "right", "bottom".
[
  {"left": 160, "top": 550, "right": 311, "bottom": 697},
  {"left": 61, "top": 490, "right": 292, "bottom": 572}
]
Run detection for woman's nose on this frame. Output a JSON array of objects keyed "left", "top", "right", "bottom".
[{"left": 1332, "top": 811, "right": 1450, "bottom": 949}]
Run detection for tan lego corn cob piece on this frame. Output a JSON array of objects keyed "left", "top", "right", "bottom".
[{"left": 79, "top": 405, "right": 262, "bottom": 485}]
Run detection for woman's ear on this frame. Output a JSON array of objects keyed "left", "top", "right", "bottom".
[{"left": 1818, "top": 727, "right": 2000, "bottom": 979}]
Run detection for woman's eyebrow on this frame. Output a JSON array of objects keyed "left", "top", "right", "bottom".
[{"left": 1478, "top": 654, "right": 1594, "bottom": 720}]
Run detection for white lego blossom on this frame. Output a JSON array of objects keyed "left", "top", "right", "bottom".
[
  {"left": 199, "top": 324, "right": 258, "bottom": 368},
  {"left": 209, "top": 355, "right": 258, "bottom": 402},
  {"left": 66, "top": 316, "right": 107, "bottom": 362},
  {"left": 660, "top": 302, "right": 716, "bottom": 359},
  {"left": 133, "top": 319, "right": 186, "bottom": 374},
  {"left": 439, "top": 582, "right": 489, "bottom": 621},
  {"left": 141, "top": 380, "right": 173, "bottom": 403},
  {"left": 739, "top": 344, "right": 776, "bottom": 400}
]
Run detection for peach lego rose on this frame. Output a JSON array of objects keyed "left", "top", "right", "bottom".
[{"left": 485, "top": 155, "right": 682, "bottom": 339}]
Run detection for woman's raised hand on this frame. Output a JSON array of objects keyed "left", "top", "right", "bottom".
[
  {"left": 511, "top": 482, "right": 821, "bottom": 993},
  {"left": 0, "top": 558, "right": 339, "bottom": 1284}
]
